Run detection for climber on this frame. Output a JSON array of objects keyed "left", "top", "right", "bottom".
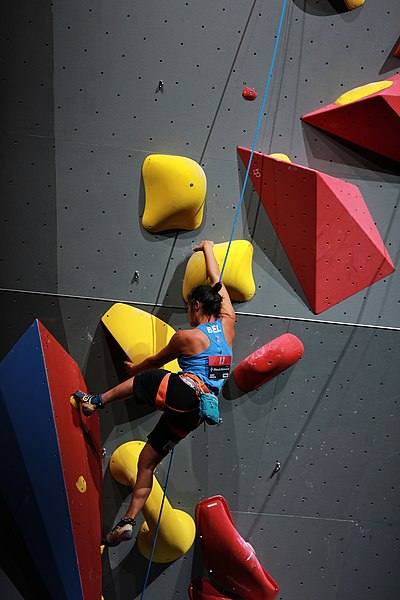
[{"left": 73, "top": 240, "right": 235, "bottom": 546}]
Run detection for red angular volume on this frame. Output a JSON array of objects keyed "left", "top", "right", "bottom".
[
  {"left": 195, "top": 495, "right": 279, "bottom": 600},
  {"left": 301, "top": 74, "right": 400, "bottom": 163},
  {"left": 238, "top": 147, "right": 395, "bottom": 314},
  {"left": 0, "top": 321, "right": 102, "bottom": 600},
  {"left": 39, "top": 322, "right": 103, "bottom": 600}
]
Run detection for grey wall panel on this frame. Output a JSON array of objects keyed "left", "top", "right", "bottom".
[
  {"left": 240, "top": 319, "right": 400, "bottom": 523},
  {"left": 0, "top": 291, "right": 67, "bottom": 362},
  {"left": 52, "top": 1, "right": 255, "bottom": 158},
  {"left": 0, "top": 133, "right": 58, "bottom": 294},
  {"left": 2, "top": 1, "right": 54, "bottom": 137},
  {"left": 1, "top": 0, "right": 57, "bottom": 296},
  {"left": 230, "top": 513, "right": 400, "bottom": 600}
]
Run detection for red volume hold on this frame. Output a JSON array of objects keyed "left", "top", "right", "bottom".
[
  {"left": 189, "top": 577, "right": 233, "bottom": 599},
  {"left": 234, "top": 333, "right": 304, "bottom": 392}
]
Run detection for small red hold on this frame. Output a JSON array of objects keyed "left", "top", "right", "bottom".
[{"left": 242, "top": 87, "right": 257, "bottom": 101}]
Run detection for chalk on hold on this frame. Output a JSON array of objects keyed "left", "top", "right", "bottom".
[
  {"left": 343, "top": 0, "right": 365, "bottom": 9},
  {"left": 142, "top": 154, "right": 206, "bottom": 232},
  {"left": 110, "top": 441, "right": 196, "bottom": 562},
  {"left": 101, "top": 303, "right": 180, "bottom": 373},
  {"left": 234, "top": 333, "right": 304, "bottom": 392},
  {"left": 182, "top": 240, "right": 255, "bottom": 302}
]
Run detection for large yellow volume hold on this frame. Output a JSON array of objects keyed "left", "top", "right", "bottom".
[
  {"left": 101, "top": 303, "right": 179, "bottom": 372},
  {"left": 110, "top": 441, "right": 196, "bottom": 562},
  {"left": 335, "top": 80, "right": 393, "bottom": 105},
  {"left": 142, "top": 154, "right": 207, "bottom": 232},
  {"left": 182, "top": 240, "right": 255, "bottom": 302}
]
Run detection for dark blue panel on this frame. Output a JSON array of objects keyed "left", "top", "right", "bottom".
[{"left": 0, "top": 321, "right": 83, "bottom": 600}]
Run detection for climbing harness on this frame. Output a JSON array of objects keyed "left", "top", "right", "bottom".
[{"left": 140, "top": 2, "right": 288, "bottom": 596}]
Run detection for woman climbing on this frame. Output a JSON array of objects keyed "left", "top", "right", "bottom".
[{"left": 73, "top": 240, "right": 235, "bottom": 546}]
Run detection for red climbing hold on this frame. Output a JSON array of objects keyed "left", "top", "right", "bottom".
[
  {"left": 242, "top": 87, "right": 257, "bottom": 100},
  {"left": 234, "top": 333, "right": 304, "bottom": 392},
  {"left": 189, "top": 577, "right": 232, "bottom": 600},
  {"left": 195, "top": 495, "right": 279, "bottom": 600},
  {"left": 237, "top": 146, "right": 395, "bottom": 314}
]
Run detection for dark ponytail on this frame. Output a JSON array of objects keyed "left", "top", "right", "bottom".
[{"left": 188, "top": 282, "right": 222, "bottom": 318}]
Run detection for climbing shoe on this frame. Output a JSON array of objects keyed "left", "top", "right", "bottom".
[
  {"left": 103, "top": 518, "right": 136, "bottom": 547},
  {"left": 72, "top": 390, "right": 104, "bottom": 416}
]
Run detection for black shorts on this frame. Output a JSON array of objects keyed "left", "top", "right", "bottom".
[{"left": 133, "top": 369, "right": 201, "bottom": 456}]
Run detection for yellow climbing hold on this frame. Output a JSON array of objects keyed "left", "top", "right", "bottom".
[
  {"left": 343, "top": 0, "right": 365, "bottom": 9},
  {"left": 335, "top": 80, "right": 393, "bottom": 105},
  {"left": 76, "top": 476, "right": 87, "bottom": 493},
  {"left": 101, "top": 303, "right": 180, "bottom": 372},
  {"left": 182, "top": 240, "right": 255, "bottom": 302},
  {"left": 110, "top": 441, "right": 196, "bottom": 563},
  {"left": 69, "top": 395, "right": 78, "bottom": 409},
  {"left": 142, "top": 154, "right": 207, "bottom": 232},
  {"left": 269, "top": 153, "right": 292, "bottom": 163}
]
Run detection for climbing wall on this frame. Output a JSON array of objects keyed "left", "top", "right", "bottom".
[{"left": 1, "top": 1, "right": 400, "bottom": 599}]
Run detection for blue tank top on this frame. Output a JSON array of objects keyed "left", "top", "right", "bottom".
[{"left": 178, "top": 318, "right": 233, "bottom": 395}]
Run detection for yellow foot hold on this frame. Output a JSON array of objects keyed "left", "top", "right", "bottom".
[
  {"left": 75, "top": 476, "right": 87, "bottom": 493},
  {"left": 110, "top": 441, "right": 196, "bottom": 563},
  {"left": 182, "top": 240, "right": 255, "bottom": 302},
  {"left": 69, "top": 395, "right": 78, "bottom": 409},
  {"left": 142, "top": 154, "right": 207, "bottom": 232},
  {"left": 268, "top": 153, "right": 292, "bottom": 163}
]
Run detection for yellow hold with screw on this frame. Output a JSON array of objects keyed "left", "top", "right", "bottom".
[{"left": 110, "top": 441, "right": 196, "bottom": 563}]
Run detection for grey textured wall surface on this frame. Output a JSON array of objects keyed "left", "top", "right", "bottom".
[{"left": 1, "top": 1, "right": 400, "bottom": 599}]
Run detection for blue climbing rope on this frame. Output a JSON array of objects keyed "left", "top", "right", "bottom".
[
  {"left": 140, "top": 3, "right": 288, "bottom": 597},
  {"left": 220, "top": 0, "right": 288, "bottom": 279},
  {"left": 140, "top": 447, "right": 175, "bottom": 600}
]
